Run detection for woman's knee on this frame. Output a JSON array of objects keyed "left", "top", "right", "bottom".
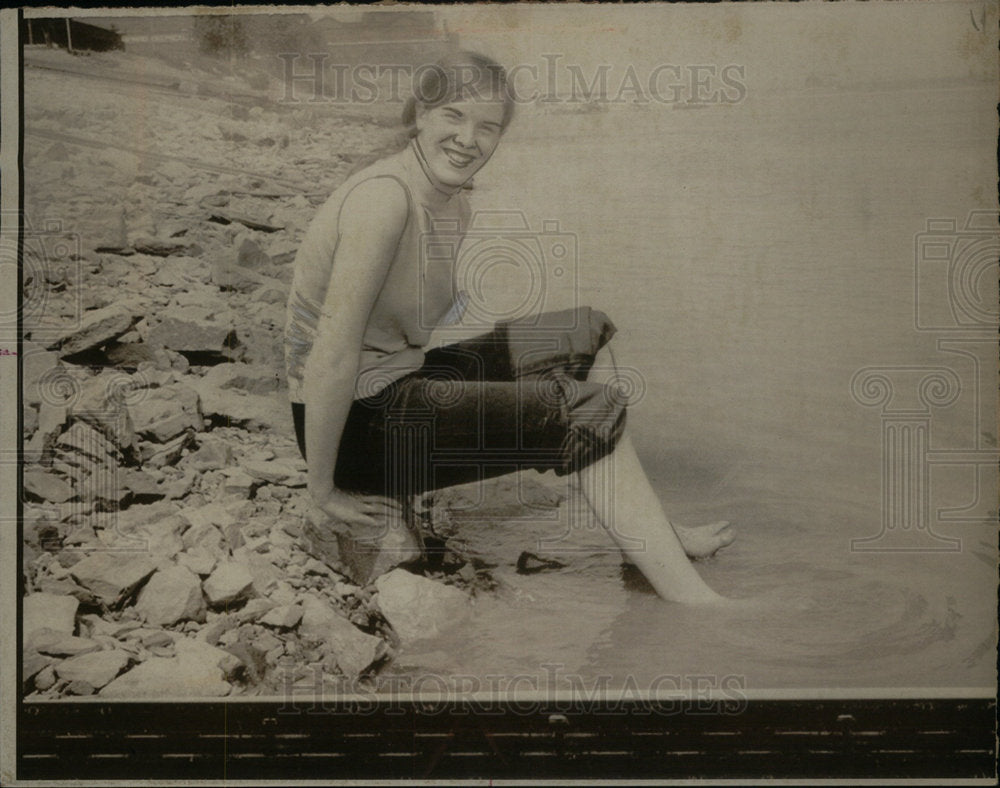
[{"left": 587, "top": 343, "right": 618, "bottom": 385}]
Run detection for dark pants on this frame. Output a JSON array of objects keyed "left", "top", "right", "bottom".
[{"left": 292, "top": 306, "right": 627, "bottom": 498}]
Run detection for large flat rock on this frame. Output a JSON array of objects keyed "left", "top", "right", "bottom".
[
  {"left": 24, "top": 593, "right": 79, "bottom": 637},
  {"left": 374, "top": 570, "right": 470, "bottom": 645},
  {"left": 55, "top": 650, "right": 131, "bottom": 689},
  {"left": 135, "top": 565, "right": 206, "bottom": 626},
  {"left": 47, "top": 303, "right": 138, "bottom": 357},
  {"left": 69, "top": 552, "right": 156, "bottom": 606},
  {"left": 100, "top": 638, "right": 235, "bottom": 698}
]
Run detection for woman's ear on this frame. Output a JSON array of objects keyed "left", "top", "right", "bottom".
[{"left": 414, "top": 103, "right": 427, "bottom": 133}]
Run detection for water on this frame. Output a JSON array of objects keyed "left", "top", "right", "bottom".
[{"left": 404, "top": 81, "right": 998, "bottom": 692}]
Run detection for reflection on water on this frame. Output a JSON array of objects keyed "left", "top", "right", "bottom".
[{"left": 405, "top": 83, "right": 997, "bottom": 690}]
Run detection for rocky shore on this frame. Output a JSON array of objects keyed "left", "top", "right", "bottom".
[{"left": 21, "top": 50, "right": 569, "bottom": 700}]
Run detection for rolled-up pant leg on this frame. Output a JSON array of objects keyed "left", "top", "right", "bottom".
[{"left": 296, "top": 306, "right": 628, "bottom": 497}]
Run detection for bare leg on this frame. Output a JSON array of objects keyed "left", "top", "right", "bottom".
[{"left": 575, "top": 347, "right": 725, "bottom": 603}]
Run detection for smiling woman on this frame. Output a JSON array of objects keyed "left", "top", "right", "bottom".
[{"left": 284, "top": 51, "right": 732, "bottom": 604}]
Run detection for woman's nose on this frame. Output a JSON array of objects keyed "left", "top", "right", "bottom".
[{"left": 453, "top": 122, "right": 477, "bottom": 149}]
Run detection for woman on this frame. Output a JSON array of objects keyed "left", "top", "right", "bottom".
[{"left": 285, "top": 52, "right": 732, "bottom": 604}]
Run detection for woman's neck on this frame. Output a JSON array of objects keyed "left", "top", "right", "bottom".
[{"left": 408, "top": 138, "right": 463, "bottom": 206}]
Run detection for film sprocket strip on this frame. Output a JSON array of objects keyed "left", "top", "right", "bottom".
[{"left": 16, "top": 699, "right": 997, "bottom": 781}]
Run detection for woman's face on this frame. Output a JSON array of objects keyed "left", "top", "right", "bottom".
[{"left": 415, "top": 97, "right": 506, "bottom": 188}]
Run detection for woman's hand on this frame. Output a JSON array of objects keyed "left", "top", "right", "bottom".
[{"left": 316, "top": 487, "right": 404, "bottom": 530}]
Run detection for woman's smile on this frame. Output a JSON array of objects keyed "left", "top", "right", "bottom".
[{"left": 442, "top": 145, "right": 477, "bottom": 169}]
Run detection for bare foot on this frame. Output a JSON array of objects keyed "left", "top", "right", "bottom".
[{"left": 674, "top": 520, "right": 735, "bottom": 560}]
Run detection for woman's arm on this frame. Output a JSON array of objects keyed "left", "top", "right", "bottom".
[{"left": 303, "top": 177, "right": 409, "bottom": 527}]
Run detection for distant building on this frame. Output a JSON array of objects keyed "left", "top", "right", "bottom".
[{"left": 23, "top": 18, "right": 123, "bottom": 52}]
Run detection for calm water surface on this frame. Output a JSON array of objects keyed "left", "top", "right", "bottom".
[{"left": 396, "top": 82, "right": 997, "bottom": 691}]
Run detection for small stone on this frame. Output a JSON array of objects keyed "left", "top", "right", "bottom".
[
  {"left": 217, "top": 629, "right": 240, "bottom": 647},
  {"left": 29, "top": 629, "right": 101, "bottom": 657},
  {"left": 126, "top": 515, "right": 187, "bottom": 560},
  {"left": 162, "top": 471, "right": 196, "bottom": 499},
  {"left": 115, "top": 500, "right": 180, "bottom": 533},
  {"left": 56, "top": 421, "right": 119, "bottom": 461},
  {"left": 258, "top": 604, "right": 302, "bottom": 630},
  {"left": 212, "top": 259, "right": 264, "bottom": 293},
  {"left": 189, "top": 364, "right": 289, "bottom": 431},
  {"left": 242, "top": 459, "right": 305, "bottom": 486},
  {"left": 23, "top": 404, "right": 40, "bottom": 437},
  {"left": 182, "top": 439, "right": 234, "bottom": 472},
  {"left": 180, "top": 525, "right": 226, "bottom": 559},
  {"left": 22, "top": 342, "right": 63, "bottom": 408},
  {"left": 24, "top": 402, "right": 69, "bottom": 462},
  {"left": 66, "top": 680, "right": 97, "bottom": 696},
  {"left": 105, "top": 341, "right": 157, "bottom": 369},
  {"left": 133, "top": 237, "right": 196, "bottom": 257},
  {"left": 145, "top": 306, "right": 238, "bottom": 356},
  {"left": 24, "top": 593, "right": 78, "bottom": 637},
  {"left": 112, "top": 620, "right": 143, "bottom": 637},
  {"left": 177, "top": 549, "right": 217, "bottom": 577},
  {"left": 267, "top": 582, "right": 298, "bottom": 607},
  {"left": 327, "top": 511, "right": 423, "bottom": 586},
  {"left": 221, "top": 469, "right": 255, "bottom": 498},
  {"left": 34, "top": 665, "right": 57, "bottom": 691},
  {"left": 253, "top": 285, "right": 287, "bottom": 305},
  {"left": 180, "top": 501, "right": 236, "bottom": 532},
  {"left": 127, "top": 385, "right": 202, "bottom": 443},
  {"left": 197, "top": 614, "right": 239, "bottom": 645},
  {"left": 140, "top": 631, "right": 175, "bottom": 648},
  {"left": 48, "top": 303, "right": 138, "bottom": 356},
  {"left": 203, "top": 561, "right": 255, "bottom": 606},
  {"left": 135, "top": 565, "right": 206, "bottom": 626},
  {"left": 69, "top": 553, "right": 156, "bottom": 607},
  {"left": 79, "top": 615, "right": 119, "bottom": 638},
  {"left": 23, "top": 471, "right": 75, "bottom": 504},
  {"left": 141, "top": 432, "right": 192, "bottom": 469},
  {"left": 374, "top": 570, "right": 470, "bottom": 645},
  {"left": 298, "top": 595, "right": 383, "bottom": 677},
  {"left": 119, "top": 469, "right": 163, "bottom": 499},
  {"left": 23, "top": 650, "right": 54, "bottom": 692},
  {"left": 56, "top": 650, "right": 131, "bottom": 689},
  {"left": 303, "top": 558, "right": 335, "bottom": 577},
  {"left": 233, "top": 550, "right": 281, "bottom": 596},
  {"left": 231, "top": 599, "right": 274, "bottom": 624},
  {"left": 236, "top": 236, "right": 271, "bottom": 269},
  {"left": 252, "top": 630, "right": 282, "bottom": 654}
]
